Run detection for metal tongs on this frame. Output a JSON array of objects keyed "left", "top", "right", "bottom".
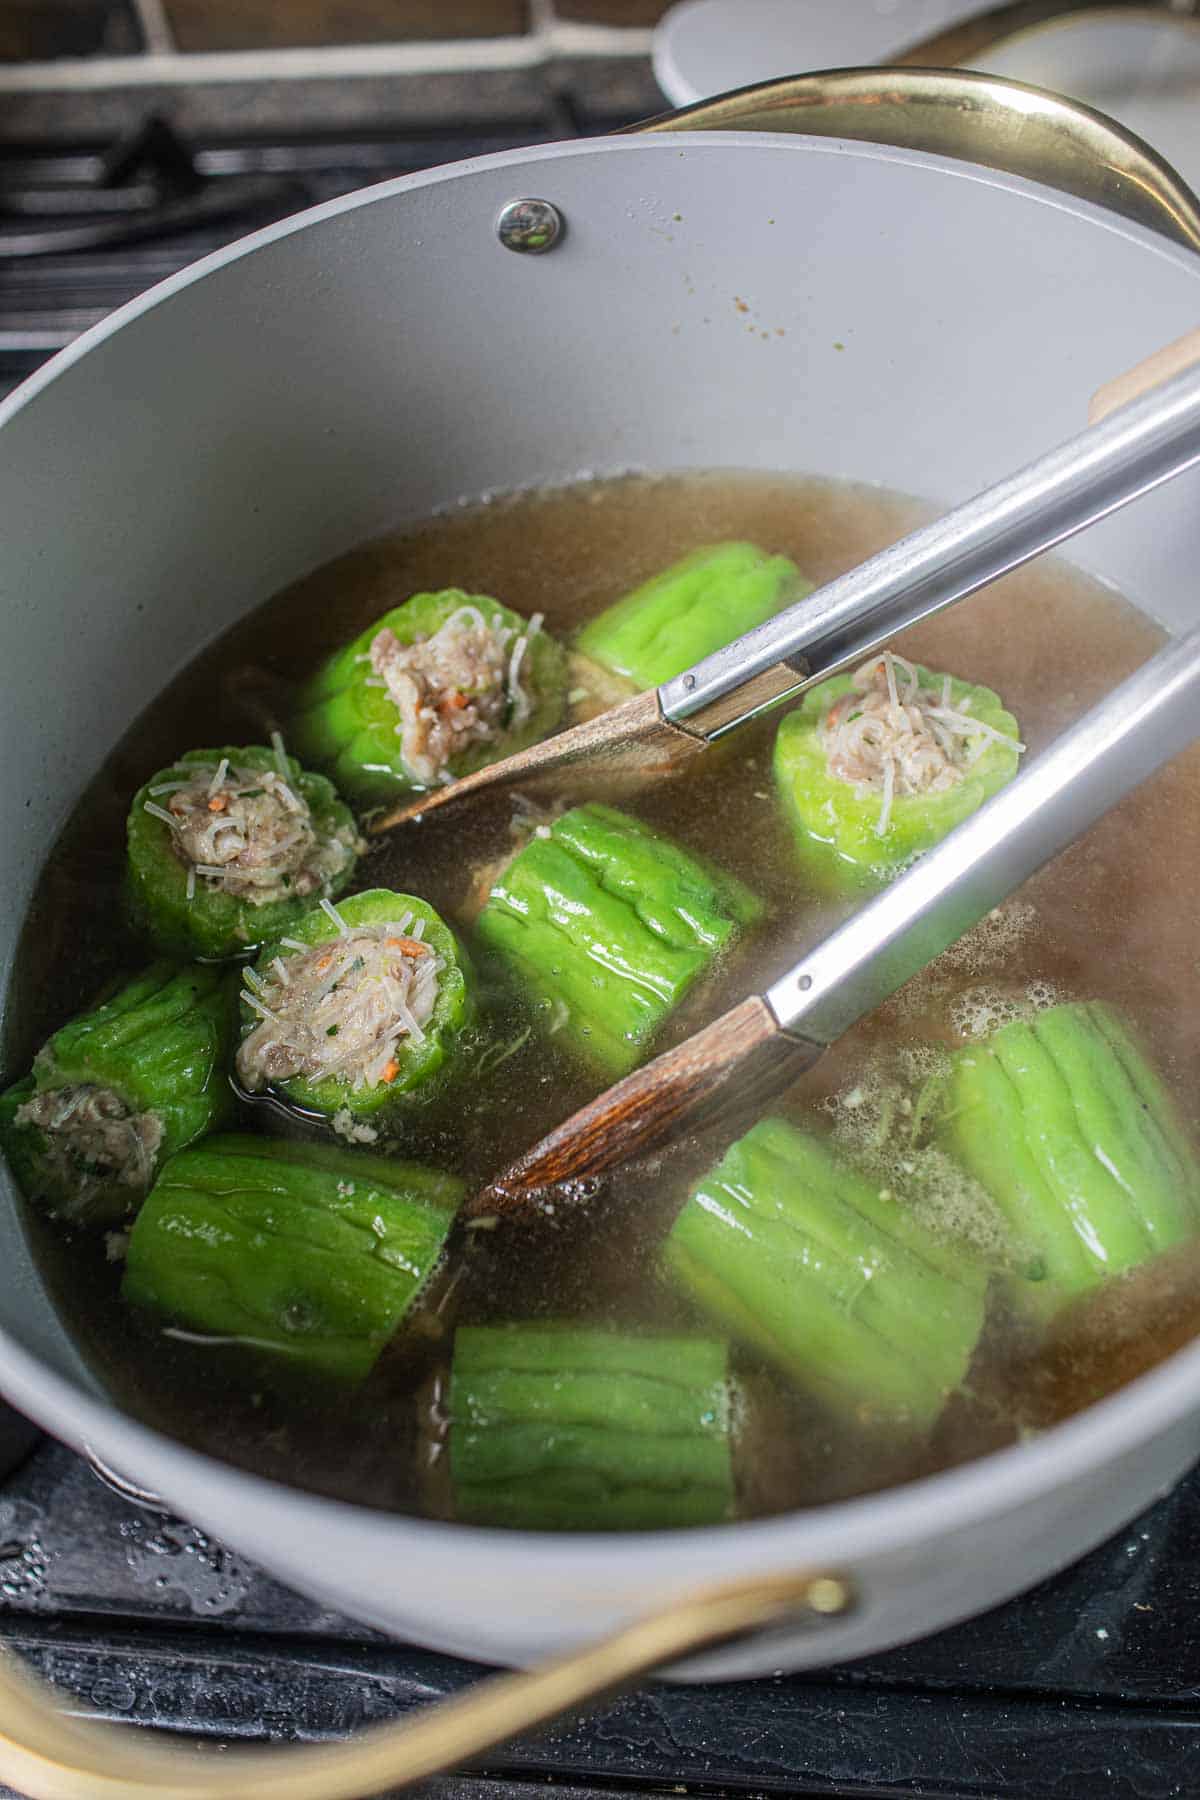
[
  {"left": 373, "top": 335, "right": 1200, "bottom": 834},
  {"left": 473, "top": 336, "right": 1200, "bottom": 1209}
]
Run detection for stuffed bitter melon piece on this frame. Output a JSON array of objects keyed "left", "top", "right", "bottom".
[
  {"left": 773, "top": 651, "right": 1023, "bottom": 890},
  {"left": 665, "top": 1118, "right": 990, "bottom": 1431},
  {"left": 934, "top": 1001, "right": 1200, "bottom": 1316},
  {"left": 447, "top": 1324, "right": 736, "bottom": 1529},
  {"left": 573, "top": 541, "right": 808, "bottom": 692},
  {"left": 127, "top": 742, "right": 362, "bottom": 959},
  {"left": 293, "top": 589, "right": 568, "bottom": 805},
  {"left": 235, "top": 888, "right": 472, "bottom": 1129},
  {"left": 475, "top": 803, "right": 760, "bottom": 1076},
  {"left": 123, "top": 1136, "right": 462, "bottom": 1382},
  {"left": 0, "top": 963, "right": 236, "bottom": 1225}
]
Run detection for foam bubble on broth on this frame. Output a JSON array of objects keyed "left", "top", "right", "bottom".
[
  {"left": 5, "top": 467, "right": 1200, "bottom": 1521},
  {"left": 890, "top": 900, "right": 1042, "bottom": 1026},
  {"left": 821, "top": 1050, "right": 1017, "bottom": 1266},
  {"left": 949, "top": 979, "right": 1065, "bottom": 1042}
]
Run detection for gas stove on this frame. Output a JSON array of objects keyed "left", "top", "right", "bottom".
[
  {"left": 1, "top": 104, "right": 1199, "bottom": 1800},
  {"left": 0, "top": 95, "right": 636, "bottom": 391},
  {"left": 0, "top": 1434, "right": 1197, "bottom": 1799}
]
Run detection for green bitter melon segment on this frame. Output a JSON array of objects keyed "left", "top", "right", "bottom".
[
  {"left": 126, "top": 744, "right": 362, "bottom": 959},
  {"left": 664, "top": 1118, "right": 991, "bottom": 1431},
  {"left": 934, "top": 1000, "right": 1200, "bottom": 1316},
  {"left": 474, "top": 802, "right": 761, "bottom": 1077},
  {"left": 0, "top": 963, "right": 237, "bottom": 1225},
  {"left": 447, "top": 1324, "right": 736, "bottom": 1529},
  {"left": 122, "top": 1135, "right": 462, "bottom": 1383},
  {"left": 235, "top": 887, "right": 473, "bottom": 1125},
  {"left": 574, "top": 541, "right": 808, "bottom": 691},
  {"left": 773, "top": 654, "right": 1023, "bottom": 891},
  {"left": 292, "top": 588, "right": 568, "bottom": 805}
]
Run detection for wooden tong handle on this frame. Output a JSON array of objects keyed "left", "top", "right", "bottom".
[{"left": 1089, "top": 328, "right": 1200, "bottom": 424}]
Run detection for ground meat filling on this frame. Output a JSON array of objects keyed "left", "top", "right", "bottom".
[
  {"left": 822, "top": 651, "right": 1024, "bottom": 837},
  {"left": 143, "top": 749, "right": 358, "bottom": 907},
  {"left": 366, "top": 605, "right": 543, "bottom": 787},
  {"left": 237, "top": 905, "right": 442, "bottom": 1094},
  {"left": 15, "top": 1084, "right": 163, "bottom": 1193}
]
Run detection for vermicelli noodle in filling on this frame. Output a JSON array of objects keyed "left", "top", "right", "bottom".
[
  {"left": 367, "top": 605, "right": 543, "bottom": 785},
  {"left": 144, "top": 751, "right": 356, "bottom": 906},
  {"left": 13, "top": 1086, "right": 162, "bottom": 1194},
  {"left": 236, "top": 909, "right": 442, "bottom": 1093},
  {"left": 822, "top": 651, "right": 1024, "bottom": 836}
]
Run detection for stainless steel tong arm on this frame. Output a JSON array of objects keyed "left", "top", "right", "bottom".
[
  {"left": 768, "top": 623, "right": 1200, "bottom": 1045},
  {"left": 659, "top": 360, "right": 1200, "bottom": 739}
]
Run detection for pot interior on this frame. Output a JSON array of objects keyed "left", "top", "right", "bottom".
[{"left": 3, "top": 130, "right": 1200, "bottom": 1545}]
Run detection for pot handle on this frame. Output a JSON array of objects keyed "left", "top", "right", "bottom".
[
  {"left": 631, "top": 66, "right": 1200, "bottom": 255},
  {"left": 0, "top": 1568, "right": 851, "bottom": 1799}
]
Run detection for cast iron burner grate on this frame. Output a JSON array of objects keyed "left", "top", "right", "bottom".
[
  {"left": 0, "top": 96, "right": 628, "bottom": 379},
  {"left": 0, "top": 115, "right": 309, "bottom": 260},
  {"left": 2, "top": 109, "right": 1199, "bottom": 1800}
]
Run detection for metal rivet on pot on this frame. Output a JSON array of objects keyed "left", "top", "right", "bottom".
[
  {"left": 806, "top": 1575, "right": 853, "bottom": 1615},
  {"left": 497, "top": 198, "right": 564, "bottom": 255}
]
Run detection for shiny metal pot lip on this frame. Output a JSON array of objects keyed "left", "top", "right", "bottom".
[{"left": 2, "top": 127, "right": 1199, "bottom": 1574}]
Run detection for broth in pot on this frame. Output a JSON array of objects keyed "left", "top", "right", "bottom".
[{"left": 3, "top": 469, "right": 1199, "bottom": 1530}]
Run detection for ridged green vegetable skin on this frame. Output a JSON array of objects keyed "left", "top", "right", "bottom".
[
  {"left": 292, "top": 589, "right": 567, "bottom": 804},
  {"left": 665, "top": 1118, "right": 990, "bottom": 1430},
  {"left": 237, "top": 888, "right": 472, "bottom": 1121},
  {"left": 448, "top": 1324, "right": 736, "bottom": 1529},
  {"left": 934, "top": 1001, "right": 1200, "bottom": 1312},
  {"left": 772, "top": 664, "right": 1021, "bottom": 890},
  {"left": 122, "top": 1136, "right": 462, "bottom": 1382},
  {"left": 126, "top": 745, "right": 361, "bottom": 960},
  {"left": 475, "top": 803, "right": 760, "bottom": 1076},
  {"left": 0, "top": 963, "right": 237, "bottom": 1224},
  {"left": 574, "top": 541, "right": 808, "bottom": 690}
]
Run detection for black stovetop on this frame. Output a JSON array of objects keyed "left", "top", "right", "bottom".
[
  {"left": 0, "top": 1433, "right": 1198, "bottom": 1799},
  {"left": 3, "top": 106, "right": 1200, "bottom": 1800}
]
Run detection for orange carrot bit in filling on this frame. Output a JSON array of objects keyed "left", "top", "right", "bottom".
[
  {"left": 236, "top": 912, "right": 444, "bottom": 1095},
  {"left": 145, "top": 752, "right": 359, "bottom": 907}
]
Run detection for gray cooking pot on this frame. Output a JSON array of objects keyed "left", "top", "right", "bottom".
[{"left": 2, "top": 65, "right": 1200, "bottom": 1792}]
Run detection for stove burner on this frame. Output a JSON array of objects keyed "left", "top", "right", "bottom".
[
  {"left": 0, "top": 110, "right": 607, "bottom": 363},
  {"left": 0, "top": 114, "right": 309, "bottom": 259}
]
